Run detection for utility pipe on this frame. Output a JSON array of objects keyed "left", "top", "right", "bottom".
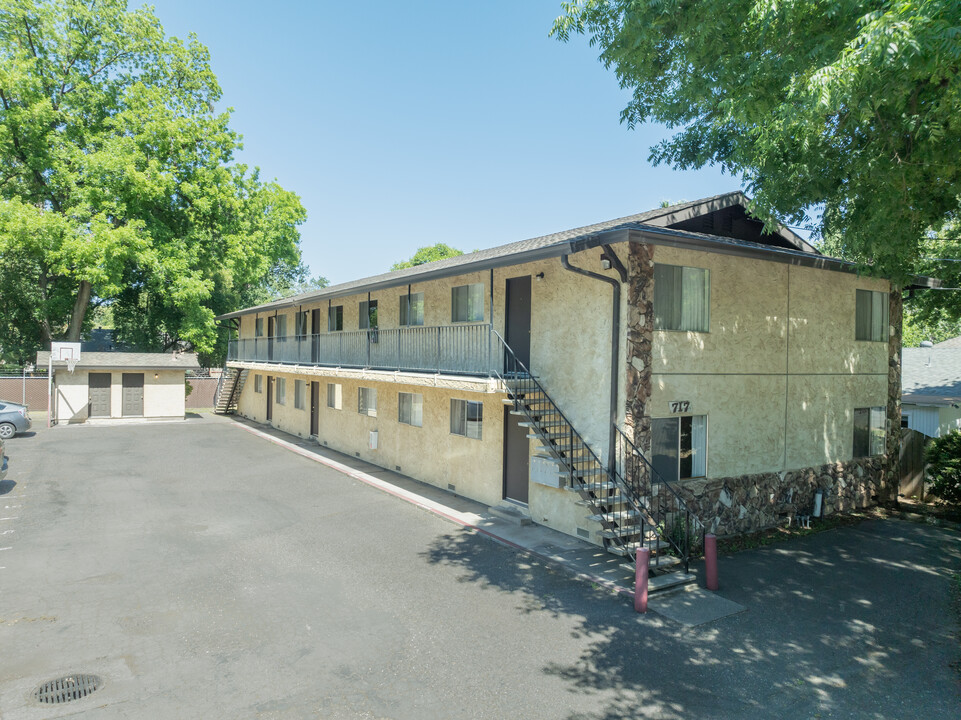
[{"left": 560, "top": 242, "right": 626, "bottom": 472}]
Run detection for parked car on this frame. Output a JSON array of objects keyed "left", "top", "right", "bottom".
[{"left": 0, "top": 401, "right": 32, "bottom": 439}]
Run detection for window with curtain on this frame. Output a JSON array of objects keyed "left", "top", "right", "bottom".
[
  {"left": 359, "top": 300, "right": 378, "bottom": 329},
  {"left": 450, "top": 399, "right": 483, "bottom": 439},
  {"left": 327, "top": 383, "right": 342, "bottom": 410},
  {"left": 255, "top": 318, "right": 264, "bottom": 337},
  {"left": 275, "top": 377, "right": 286, "bottom": 405},
  {"left": 654, "top": 264, "right": 710, "bottom": 332},
  {"left": 254, "top": 374, "right": 262, "bottom": 393},
  {"left": 295, "top": 311, "right": 308, "bottom": 337},
  {"left": 853, "top": 407, "right": 886, "bottom": 457},
  {"left": 275, "top": 315, "right": 287, "bottom": 337},
  {"left": 855, "top": 290, "right": 889, "bottom": 342},
  {"left": 451, "top": 284, "right": 484, "bottom": 323},
  {"left": 399, "top": 292, "right": 425, "bottom": 326},
  {"left": 294, "top": 380, "right": 306, "bottom": 410},
  {"left": 651, "top": 415, "right": 708, "bottom": 481},
  {"left": 328, "top": 305, "right": 343, "bottom": 332},
  {"left": 398, "top": 392, "right": 423, "bottom": 427},
  {"left": 358, "top": 387, "right": 377, "bottom": 417}
]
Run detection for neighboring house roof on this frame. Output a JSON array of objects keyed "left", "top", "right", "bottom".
[
  {"left": 81, "top": 328, "right": 131, "bottom": 352},
  {"left": 901, "top": 348, "right": 961, "bottom": 406},
  {"left": 36, "top": 351, "right": 201, "bottom": 371},
  {"left": 217, "top": 192, "right": 939, "bottom": 320},
  {"left": 934, "top": 335, "right": 961, "bottom": 348}
]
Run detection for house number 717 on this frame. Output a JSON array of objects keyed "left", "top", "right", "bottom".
[{"left": 670, "top": 401, "right": 690, "bottom": 413}]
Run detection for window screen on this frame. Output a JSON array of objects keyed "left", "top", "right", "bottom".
[
  {"left": 451, "top": 284, "right": 484, "bottom": 323},
  {"left": 855, "top": 290, "right": 889, "bottom": 342}
]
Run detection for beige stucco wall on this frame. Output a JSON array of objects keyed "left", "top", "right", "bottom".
[
  {"left": 240, "top": 369, "right": 507, "bottom": 508},
  {"left": 650, "top": 246, "right": 892, "bottom": 477},
  {"left": 53, "top": 369, "right": 186, "bottom": 422}
]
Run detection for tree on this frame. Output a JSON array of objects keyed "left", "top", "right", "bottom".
[
  {"left": 553, "top": 1, "right": 961, "bottom": 287},
  {"left": 925, "top": 429, "right": 961, "bottom": 504},
  {"left": 0, "top": 0, "right": 307, "bottom": 364},
  {"left": 391, "top": 243, "right": 463, "bottom": 271}
]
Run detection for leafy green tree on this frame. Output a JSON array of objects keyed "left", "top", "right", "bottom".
[
  {"left": 553, "top": 1, "right": 961, "bottom": 286},
  {"left": 0, "top": 0, "right": 306, "bottom": 364},
  {"left": 391, "top": 243, "right": 463, "bottom": 271},
  {"left": 925, "top": 430, "right": 961, "bottom": 504}
]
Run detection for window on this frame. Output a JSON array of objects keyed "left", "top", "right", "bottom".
[
  {"left": 901, "top": 413, "right": 910, "bottom": 429},
  {"left": 451, "top": 399, "right": 483, "bottom": 439},
  {"left": 854, "top": 407, "right": 885, "bottom": 457},
  {"left": 255, "top": 318, "right": 264, "bottom": 337},
  {"left": 359, "top": 300, "right": 378, "bottom": 329},
  {"left": 651, "top": 415, "right": 708, "bottom": 482},
  {"left": 275, "top": 314, "right": 288, "bottom": 337},
  {"left": 358, "top": 387, "right": 377, "bottom": 417},
  {"left": 275, "top": 377, "right": 286, "bottom": 405},
  {"left": 855, "top": 290, "right": 889, "bottom": 342},
  {"left": 294, "top": 379, "right": 306, "bottom": 410},
  {"left": 398, "top": 392, "right": 423, "bottom": 427},
  {"left": 295, "top": 311, "right": 309, "bottom": 338},
  {"left": 654, "top": 264, "right": 710, "bottom": 332},
  {"left": 451, "top": 284, "right": 484, "bottom": 323},
  {"left": 254, "top": 374, "right": 263, "bottom": 393},
  {"left": 327, "top": 383, "right": 342, "bottom": 410},
  {"left": 328, "top": 305, "right": 343, "bottom": 331},
  {"left": 399, "top": 292, "right": 425, "bottom": 326}
]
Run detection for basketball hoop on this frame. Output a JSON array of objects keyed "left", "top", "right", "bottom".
[{"left": 66, "top": 356, "right": 79, "bottom": 374}]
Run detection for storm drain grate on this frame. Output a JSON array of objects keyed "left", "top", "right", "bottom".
[{"left": 35, "top": 674, "right": 102, "bottom": 704}]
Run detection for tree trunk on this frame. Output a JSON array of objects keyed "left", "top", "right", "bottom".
[{"left": 66, "top": 279, "right": 91, "bottom": 342}]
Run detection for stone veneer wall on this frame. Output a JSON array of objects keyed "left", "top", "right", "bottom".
[
  {"left": 669, "top": 456, "right": 886, "bottom": 537},
  {"left": 882, "top": 289, "right": 904, "bottom": 500},
  {"left": 625, "top": 242, "right": 654, "bottom": 454}
]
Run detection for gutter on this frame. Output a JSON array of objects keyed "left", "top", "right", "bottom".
[{"left": 560, "top": 241, "right": 627, "bottom": 472}]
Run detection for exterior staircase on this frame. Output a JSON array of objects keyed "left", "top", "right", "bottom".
[
  {"left": 214, "top": 368, "right": 247, "bottom": 415},
  {"left": 493, "top": 332, "right": 701, "bottom": 592}
]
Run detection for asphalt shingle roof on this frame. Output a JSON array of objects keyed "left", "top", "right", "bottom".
[
  {"left": 934, "top": 335, "right": 961, "bottom": 348},
  {"left": 36, "top": 351, "right": 201, "bottom": 370},
  {"left": 901, "top": 348, "right": 961, "bottom": 403}
]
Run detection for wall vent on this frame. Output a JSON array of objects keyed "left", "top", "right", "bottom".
[
  {"left": 447, "top": 483, "right": 456, "bottom": 492},
  {"left": 576, "top": 528, "right": 590, "bottom": 539},
  {"left": 395, "top": 466, "right": 402, "bottom": 472}
]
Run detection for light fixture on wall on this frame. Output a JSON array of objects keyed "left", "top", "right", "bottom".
[
  {"left": 600, "top": 255, "right": 612, "bottom": 270},
  {"left": 154, "top": 373, "right": 159, "bottom": 380},
  {"left": 535, "top": 272, "right": 545, "bottom": 281}
]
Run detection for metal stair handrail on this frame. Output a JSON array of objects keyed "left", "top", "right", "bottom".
[
  {"left": 490, "top": 330, "right": 671, "bottom": 562},
  {"left": 613, "top": 424, "right": 706, "bottom": 565}
]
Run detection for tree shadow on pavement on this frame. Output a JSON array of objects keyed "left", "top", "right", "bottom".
[{"left": 422, "top": 518, "right": 961, "bottom": 720}]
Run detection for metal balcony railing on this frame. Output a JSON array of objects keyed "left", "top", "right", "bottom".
[{"left": 227, "top": 324, "right": 500, "bottom": 376}]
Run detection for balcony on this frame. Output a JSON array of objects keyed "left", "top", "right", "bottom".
[{"left": 227, "top": 324, "right": 501, "bottom": 376}]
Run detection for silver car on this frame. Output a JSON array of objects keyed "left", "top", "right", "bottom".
[{"left": 0, "top": 401, "right": 32, "bottom": 439}]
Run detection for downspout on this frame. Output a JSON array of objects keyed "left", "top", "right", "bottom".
[{"left": 560, "top": 243, "right": 627, "bottom": 472}]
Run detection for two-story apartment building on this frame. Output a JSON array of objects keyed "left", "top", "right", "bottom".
[{"left": 217, "top": 193, "right": 925, "bottom": 562}]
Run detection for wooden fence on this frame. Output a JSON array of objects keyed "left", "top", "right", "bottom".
[
  {"left": 899, "top": 428, "right": 929, "bottom": 501},
  {"left": 0, "top": 374, "right": 219, "bottom": 411}
]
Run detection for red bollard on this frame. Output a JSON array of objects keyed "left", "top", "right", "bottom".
[
  {"left": 705, "top": 533, "right": 718, "bottom": 591},
  {"left": 634, "top": 547, "right": 651, "bottom": 613}
]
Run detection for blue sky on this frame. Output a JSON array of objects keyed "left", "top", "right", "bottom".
[{"left": 145, "top": 0, "right": 736, "bottom": 285}]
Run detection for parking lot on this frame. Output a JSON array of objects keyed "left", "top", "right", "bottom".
[{"left": 0, "top": 416, "right": 959, "bottom": 719}]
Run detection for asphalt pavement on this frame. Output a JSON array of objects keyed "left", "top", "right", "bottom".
[{"left": 0, "top": 415, "right": 958, "bottom": 719}]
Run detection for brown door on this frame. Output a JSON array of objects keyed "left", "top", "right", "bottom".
[
  {"left": 506, "top": 276, "right": 532, "bottom": 370},
  {"left": 266, "top": 376, "right": 273, "bottom": 421},
  {"left": 267, "top": 317, "right": 275, "bottom": 361},
  {"left": 311, "top": 309, "right": 321, "bottom": 362},
  {"left": 310, "top": 381, "right": 319, "bottom": 436},
  {"left": 88, "top": 373, "right": 112, "bottom": 417},
  {"left": 121, "top": 373, "right": 144, "bottom": 417},
  {"left": 503, "top": 407, "right": 530, "bottom": 504}
]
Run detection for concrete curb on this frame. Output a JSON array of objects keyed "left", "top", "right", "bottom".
[{"left": 231, "top": 420, "right": 637, "bottom": 600}]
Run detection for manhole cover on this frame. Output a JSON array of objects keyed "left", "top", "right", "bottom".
[{"left": 35, "top": 674, "right": 102, "bottom": 704}]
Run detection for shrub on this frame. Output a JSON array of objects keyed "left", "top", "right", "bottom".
[{"left": 926, "top": 430, "right": 961, "bottom": 505}]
